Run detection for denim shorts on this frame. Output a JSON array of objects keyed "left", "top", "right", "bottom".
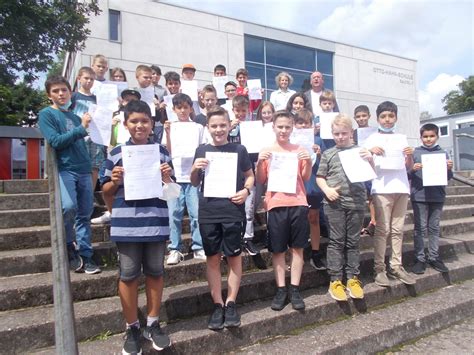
[{"left": 116, "top": 241, "right": 166, "bottom": 281}]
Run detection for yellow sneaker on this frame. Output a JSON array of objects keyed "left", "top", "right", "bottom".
[
  {"left": 328, "top": 280, "right": 347, "bottom": 301},
  {"left": 347, "top": 277, "right": 364, "bottom": 299}
]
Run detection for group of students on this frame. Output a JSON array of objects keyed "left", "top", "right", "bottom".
[{"left": 38, "top": 54, "right": 453, "bottom": 355}]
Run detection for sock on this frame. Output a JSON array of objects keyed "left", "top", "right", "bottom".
[
  {"left": 147, "top": 315, "right": 159, "bottom": 327},
  {"left": 311, "top": 249, "right": 320, "bottom": 257},
  {"left": 290, "top": 284, "right": 299, "bottom": 290},
  {"left": 277, "top": 286, "right": 287, "bottom": 291},
  {"left": 126, "top": 320, "right": 140, "bottom": 329}
]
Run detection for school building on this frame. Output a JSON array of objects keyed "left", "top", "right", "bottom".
[{"left": 64, "top": 0, "right": 420, "bottom": 142}]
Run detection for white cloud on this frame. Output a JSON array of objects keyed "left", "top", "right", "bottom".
[
  {"left": 315, "top": 0, "right": 473, "bottom": 86},
  {"left": 419, "top": 73, "right": 464, "bottom": 117}
]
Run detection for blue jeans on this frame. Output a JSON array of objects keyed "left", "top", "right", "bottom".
[
  {"left": 167, "top": 183, "right": 202, "bottom": 251},
  {"left": 412, "top": 201, "right": 443, "bottom": 262},
  {"left": 59, "top": 171, "right": 94, "bottom": 258}
]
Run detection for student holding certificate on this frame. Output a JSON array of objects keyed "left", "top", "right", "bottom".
[
  {"left": 317, "top": 114, "right": 373, "bottom": 302},
  {"left": 102, "top": 100, "right": 173, "bottom": 354},
  {"left": 256, "top": 110, "right": 312, "bottom": 312},
  {"left": 191, "top": 106, "right": 254, "bottom": 331},
  {"left": 409, "top": 123, "right": 453, "bottom": 275},
  {"left": 364, "top": 101, "right": 416, "bottom": 287}
]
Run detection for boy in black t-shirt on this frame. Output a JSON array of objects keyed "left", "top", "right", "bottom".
[{"left": 191, "top": 106, "right": 254, "bottom": 331}]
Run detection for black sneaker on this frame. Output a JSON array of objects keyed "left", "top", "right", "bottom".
[
  {"left": 83, "top": 257, "right": 101, "bottom": 274},
  {"left": 143, "top": 321, "right": 170, "bottom": 351},
  {"left": 243, "top": 240, "right": 260, "bottom": 256},
  {"left": 208, "top": 303, "right": 225, "bottom": 330},
  {"left": 271, "top": 287, "right": 288, "bottom": 311},
  {"left": 412, "top": 260, "right": 426, "bottom": 274},
  {"left": 122, "top": 326, "right": 141, "bottom": 355},
  {"left": 310, "top": 253, "right": 326, "bottom": 271},
  {"left": 67, "top": 243, "right": 83, "bottom": 272},
  {"left": 428, "top": 259, "right": 449, "bottom": 273},
  {"left": 288, "top": 285, "right": 305, "bottom": 310},
  {"left": 252, "top": 254, "right": 267, "bottom": 270},
  {"left": 223, "top": 301, "right": 241, "bottom": 328}
]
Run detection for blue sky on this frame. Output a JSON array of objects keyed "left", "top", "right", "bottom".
[{"left": 165, "top": 0, "right": 473, "bottom": 116}]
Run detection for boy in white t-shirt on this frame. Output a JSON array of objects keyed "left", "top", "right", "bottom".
[{"left": 364, "top": 101, "right": 416, "bottom": 287}]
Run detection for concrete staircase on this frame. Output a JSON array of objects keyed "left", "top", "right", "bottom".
[{"left": 0, "top": 178, "right": 473, "bottom": 354}]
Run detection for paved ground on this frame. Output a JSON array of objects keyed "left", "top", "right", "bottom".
[{"left": 392, "top": 317, "right": 474, "bottom": 354}]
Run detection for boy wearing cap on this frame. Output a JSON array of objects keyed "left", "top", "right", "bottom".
[{"left": 182, "top": 64, "right": 196, "bottom": 81}]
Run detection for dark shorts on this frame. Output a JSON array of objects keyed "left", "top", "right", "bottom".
[
  {"left": 200, "top": 222, "right": 243, "bottom": 257},
  {"left": 116, "top": 241, "right": 166, "bottom": 281},
  {"left": 267, "top": 206, "right": 309, "bottom": 253},
  {"left": 307, "top": 192, "right": 324, "bottom": 210}
]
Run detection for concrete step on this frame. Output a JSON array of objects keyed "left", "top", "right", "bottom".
[
  {"left": 404, "top": 204, "right": 474, "bottom": 224},
  {"left": 407, "top": 194, "right": 474, "bottom": 209},
  {"left": 0, "top": 193, "right": 49, "bottom": 210},
  {"left": 0, "top": 224, "right": 110, "bottom": 252},
  {"left": 237, "top": 279, "right": 474, "bottom": 354},
  {"left": 0, "top": 242, "right": 116, "bottom": 277},
  {"left": 446, "top": 185, "right": 474, "bottom": 195},
  {"left": 44, "top": 252, "right": 474, "bottom": 355},
  {"left": 0, "top": 179, "right": 48, "bottom": 194},
  {"left": 6, "top": 238, "right": 474, "bottom": 354},
  {"left": 0, "top": 208, "right": 50, "bottom": 228}
]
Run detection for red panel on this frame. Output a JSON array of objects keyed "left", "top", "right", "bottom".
[
  {"left": 26, "top": 139, "right": 41, "bottom": 179},
  {"left": 0, "top": 139, "right": 12, "bottom": 180}
]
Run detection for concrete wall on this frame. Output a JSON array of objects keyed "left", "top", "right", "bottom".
[{"left": 74, "top": 0, "right": 420, "bottom": 140}]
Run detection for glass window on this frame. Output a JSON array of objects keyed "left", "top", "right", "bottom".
[
  {"left": 11, "top": 139, "right": 26, "bottom": 179},
  {"left": 266, "top": 66, "right": 312, "bottom": 93},
  {"left": 109, "top": 10, "right": 121, "bottom": 42},
  {"left": 322, "top": 75, "right": 334, "bottom": 91},
  {"left": 244, "top": 36, "right": 264, "bottom": 63},
  {"left": 439, "top": 125, "right": 449, "bottom": 136},
  {"left": 317, "top": 50, "right": 333, "bottom": 75},
  {"left": 266, "top": 40, "right": 314, "bottom": 71}
]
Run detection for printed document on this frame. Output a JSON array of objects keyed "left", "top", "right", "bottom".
[
  {"left": 121, "top": 144, "right": 163, "bottom": 200},
  {"left": 338, "top": 147, "right": 376, "bottom": 183},
  {"left": 421, "top": 153, "right": 448, "bottom": 186},
  {"left": 267, "top": 152, "right": 298, "bottom": 193},
  {"left": 89, "top": 104, "right": 113, "bottom": 146},
  {"left": 204, "top": 152, "right": 238, "bottom": 198},
  {"left": 247, "top": 79, "right": 262, "bottom": 100},
  {"left": 319, "top": 112, "right": 338, "bottom": 139}
]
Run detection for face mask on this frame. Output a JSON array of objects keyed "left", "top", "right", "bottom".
[
  {"left": 58, "top": 100, "right": 71, "bottom": 111},
  {"left": 378, "top": 124, "right": 396, "bottom": 133}
]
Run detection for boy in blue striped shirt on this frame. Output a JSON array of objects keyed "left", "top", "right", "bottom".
[{"left": 102, "top": 100, "right": 173, "bottom": 355}]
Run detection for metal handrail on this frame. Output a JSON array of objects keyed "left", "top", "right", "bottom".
[
  {"left": 46, "top": 143, "right": 78, "bottom": 354},
  {"left": 453, "top": 173, "right": 474, "bottom": 187}
]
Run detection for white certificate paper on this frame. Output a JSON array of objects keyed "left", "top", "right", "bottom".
[
  {"left": 357, "top": 127, "right": 378, "bottom": 146},
  {"left": 212, "top": 76, "right": 228, "bottom": 99},
  {"left": 170, "top": 122, "right": 202, "bottom": 182},
  {"left": 290, "top": 128, "right": 314, "bottom": 154},
  {"left": 204, "top": 152, "right": 238, "bottom": 198},
  {"left": 338, "top": 147, "right": 376, "bottom": 183},
  {"left": 163, "top": 94, "right": 178, "bottom": 122},
  {"left": 376, "top": 150, "right": 405, "bottom": 170},
  {"left": 181, "top": 80, "right": 199, "bottom": 101},
  {"left": 89, "top": 104, "right": 113, "bottom": 146},
  {"left": 240, "top": 121, "right": 265, "bottom": 153},
  {"left": 137, "top": 86, "right": 156, "bottom": 116},
  {"left": 267, "top": 152, "right": 298, "bottom": 194},
  {"left": 247, "top": 79, "right": 262, "bottom": 100},
  {"left": 319, "top": 112, "right": 338, "bottom": 139},
  {"left": 96, "top": 83, "right": 119, "bottom": 111},
  {"left": 121, "top": 145, "right": 163, "bottom": 200},
  {"left": 115, "top": 111, "right": 131, "bottom": 145},
  {"left": 421, "top": 153, "right": 448, "bottom": 186}
]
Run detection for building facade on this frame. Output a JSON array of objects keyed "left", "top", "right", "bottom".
[{"left": 67, "top": 0, "right": 420, "bottom": 141}]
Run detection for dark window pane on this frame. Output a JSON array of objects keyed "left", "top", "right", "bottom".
[
  {"left": 109, "top": 10, "right": 120, "bottom": 41},
  {"left": 266, "top": 40, "right": 315, "bottom": 71},
  {"left": 317, "top": 50, "right": 333, "bottom": 75},
  {"left": 12, "top": 139, "right": 26, "bottom": 179},
  {"left": 440, "top": 126, "right": 448, "bottom": 136},
  {"left": 265, "top": 66, "right": 312, "bottom": 93},
  {"left": 322, "top": 75, "right": 333, "bottom": 91},
  {"left": 244, "top": 36, "right": 264, "bottom": 63}
]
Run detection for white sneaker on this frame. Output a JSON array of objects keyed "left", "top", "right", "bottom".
[
  {"left": 167, "top": 250, "right": 184, "bottom": 265},
  {"left": 193, "top": 249, "right": 206, "bottom": 260},
  {"left": 91, "top": 211, "right": 111, "bottom": 224}
]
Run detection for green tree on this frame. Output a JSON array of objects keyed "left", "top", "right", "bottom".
[
  {"left": 442, "top": 76, "right": 474, "bottom": 115},
  {"left": 0, "top": 82, "right": 47, "bottom": 126},
  {"left": 0, "top": 0, "right": 101, "bottom": 84}
]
